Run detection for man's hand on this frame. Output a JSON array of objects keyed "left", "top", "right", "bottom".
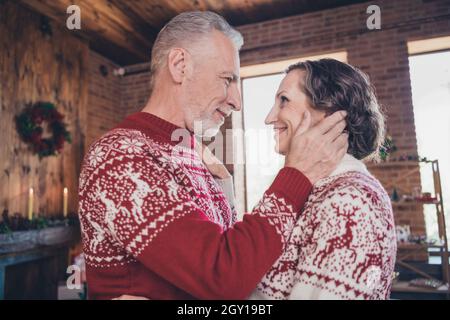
[{"left": 285, "top": 110, "right": 348, "bottom": 184}]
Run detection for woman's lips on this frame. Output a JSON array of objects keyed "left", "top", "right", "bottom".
[{"left": 273, "top": 127, "right": 287, "bottom": 135}]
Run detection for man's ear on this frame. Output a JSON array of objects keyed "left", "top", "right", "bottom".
[{"left": 167, "top": 48, "right": 186, "bottom": 84}]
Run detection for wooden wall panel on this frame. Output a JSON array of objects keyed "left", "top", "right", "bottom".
[{"left": 0, "top": 1, "right": 88, "bottom": 217}]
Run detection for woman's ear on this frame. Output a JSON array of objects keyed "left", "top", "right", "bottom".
[
  {"left": 293, "top": 110, "right": 311, "bottom": 136},
  {"left": 167, "top": 48, "right": 186, "bottom": 84},
  {"left": 310, "top": 108, "right": 326, "bottom": 127}
]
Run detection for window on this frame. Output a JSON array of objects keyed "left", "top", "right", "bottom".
[
  {"left": 409, "top": 50, "right": 450, "bottom": 242},
  {"left": 242, "top": 74, "right": 285, "bottom": 211}
]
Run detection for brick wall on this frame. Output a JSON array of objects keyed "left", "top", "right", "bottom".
[
  {"left": 120, "top": 64, "right": 152, "bottom": 120},
  {"left": 98, "top": 0, "right": 450, "bottom": 259},
  {"left": 236, "top": 0, "right": 450, "bottom": 251},
  {"left": 238, "top": 0, "right": 449, "bottom": 159},
  {"left": 87, "top": 51, "right": 123, "bottom": 147}
]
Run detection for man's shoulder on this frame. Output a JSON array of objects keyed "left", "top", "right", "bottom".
[
  {"left": 86, "top": 128, "right": 172, "bottom": 162},
  {"left": 90, "top": 128, "right": 148, "bottom": 150},
  {"left": 80, "top": 128, "right": 174, "bottom": 185}
]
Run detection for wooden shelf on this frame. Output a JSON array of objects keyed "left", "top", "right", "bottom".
[
  {"left": 385, "top": 159, "right": 449, "bottom": 288},
  {"left": 392, "top": 200, "right": 439, "bottom": 206},
  {"left": 398, "top": 243, "right": 446, "bottom": 249},
  {"left": 392, "top": 281, "right": 450, "bottom": 294},
  {"left": 366, "top": 161, "right": 421, "bottom": 168}
]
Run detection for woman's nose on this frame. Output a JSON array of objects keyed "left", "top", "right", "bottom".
[{"left": 265, "top": 105, "right": 278, "bottom": 125}]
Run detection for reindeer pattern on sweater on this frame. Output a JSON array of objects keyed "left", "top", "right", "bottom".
[{"left": 251, "top": 156, "right": 397, "bottom": 300}]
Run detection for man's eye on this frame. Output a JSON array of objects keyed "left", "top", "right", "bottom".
[
  {"left": 224, "top": 77, "right": 232, "bottom": 86},
  {"left": 280, "top": 96, "right": 289, "bottom": 103}
]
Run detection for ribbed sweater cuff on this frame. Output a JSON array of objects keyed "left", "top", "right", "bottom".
[{"left": 267, "top": 167, "right": 313, "bottom": 212}]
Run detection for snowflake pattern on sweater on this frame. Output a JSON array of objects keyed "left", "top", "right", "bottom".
[
  {"left": 79, "top": 128, "right": 238, "bottom": 267},
  {"left": 78, "top": 113, "right": 312, "bottom": 299},
  {"left": 251, "top": 166, "right": 397, "bottom": 300}
]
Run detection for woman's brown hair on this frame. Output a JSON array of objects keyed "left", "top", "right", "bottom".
[{"left": 286, "top": 58, "right": 385, "bottom": 161}]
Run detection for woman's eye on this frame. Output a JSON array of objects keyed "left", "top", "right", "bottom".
[{"left": 280, "top": 96, "right": 289, "bottom": 103}]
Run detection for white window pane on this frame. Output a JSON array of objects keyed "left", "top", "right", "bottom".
[
  {"left": 243, "top": 74, "right": 284, "bottom": 211},
  {"left": 409, "top": 51, "right": 450, "bottom": 242}
]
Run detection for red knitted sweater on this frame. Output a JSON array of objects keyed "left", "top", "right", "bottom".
[{"left": 78, "top": 112, "right": 312, "bottom": 299}]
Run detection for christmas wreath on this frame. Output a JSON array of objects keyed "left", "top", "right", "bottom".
[{"left": 15, "top": 102, "right": 72, "bottom": 158}]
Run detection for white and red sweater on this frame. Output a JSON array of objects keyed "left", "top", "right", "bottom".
[
  {"left": 250, "top": 155, "right": 397, "bottom": 300},
  {"left": 78, "top": 112, "right": 312, "bottom": 299}
]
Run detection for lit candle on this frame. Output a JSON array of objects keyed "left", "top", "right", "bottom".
[
  {"left": 28, "top": 188, "right": 34, "bottom": 221},
  {"left": 63, "top": 187, "right": 68, "bottom": 217}
]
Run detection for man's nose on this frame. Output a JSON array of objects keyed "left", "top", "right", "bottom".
[
  {"left": 227, "top": 83, "right": 242, "bottom": 112},
  {"left": 265, "top": 105, "right": 278, "bottom": 125}
]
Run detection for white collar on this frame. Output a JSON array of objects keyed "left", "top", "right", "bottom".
[
  {"left": 329, "top": 153, "right": 369, "bottom": 177},
  {"left": 314, "top": 154, "right": 369, "bottom": 187}
]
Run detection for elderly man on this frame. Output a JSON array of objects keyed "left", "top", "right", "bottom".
[{"left": 78, "top": 11, "right": 348, "bottom": 299}]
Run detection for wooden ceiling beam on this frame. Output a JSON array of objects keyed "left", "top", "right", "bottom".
[
  {"left": 18, "top": 0, "right": 372, "bottom": 65},
  {"left": 19, "top": 0, "right": 154, "bottom": 64}
]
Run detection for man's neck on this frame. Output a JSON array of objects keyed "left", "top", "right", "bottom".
[{"left": 141, "top": 87, "right": 186, "bottom": 129}]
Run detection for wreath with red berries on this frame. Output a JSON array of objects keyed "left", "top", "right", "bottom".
[{"left": 15, "top": 102, "right": 72, "bottom": 158}]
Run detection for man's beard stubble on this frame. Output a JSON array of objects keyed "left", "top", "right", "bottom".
[{"left": 186, "top": 106, "right": 222, "bottom": 138}]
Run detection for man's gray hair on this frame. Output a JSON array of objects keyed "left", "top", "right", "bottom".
[{"left": 149, "top": 11, "right": 243, "bottom": 93}]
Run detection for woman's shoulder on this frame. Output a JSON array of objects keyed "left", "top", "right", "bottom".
[
  {"left": 309, "top": 170, "right": 392, "bottom": 211},
  {"left": 316, "top": 169, "right": 380, "bottom": 188}
]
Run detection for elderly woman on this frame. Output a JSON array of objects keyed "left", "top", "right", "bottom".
[{"left": 250, "top": 58, "right": 397, "bottom": 300}]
